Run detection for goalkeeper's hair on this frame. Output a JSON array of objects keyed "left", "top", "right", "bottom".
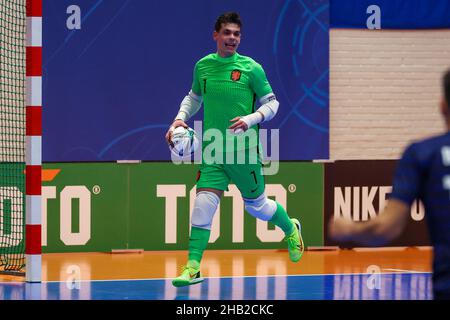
[{"left": 215, "top": 12, "right": 242, "bottom": 32}]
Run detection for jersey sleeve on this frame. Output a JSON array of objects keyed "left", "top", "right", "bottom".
[
  {"left": 249, "top": 63, "right": 273, "bottom": 99},
  {"left": 390, "top": 143, "right": 422, "bottom": 206},
  {"left": 191, "top": 62, "right": 202, "bottom": 96}
]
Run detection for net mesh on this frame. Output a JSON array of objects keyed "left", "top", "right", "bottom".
[{"left": 0, "top": 0, "right": 26, "bottom": 274}]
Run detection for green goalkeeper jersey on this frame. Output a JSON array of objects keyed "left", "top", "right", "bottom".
[{"left": 191, "top": 52, "right": 273, "bottom": 154}]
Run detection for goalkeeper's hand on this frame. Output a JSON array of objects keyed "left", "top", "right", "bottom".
[
  {"left": 165, "top": 119, "right": 188, "bottom": 146},
  {"left": 228, "top": 117, "right": 248, "bottom": 134},
  {"left": 228, "top": 111, "right": 264, "bottom": 134}
]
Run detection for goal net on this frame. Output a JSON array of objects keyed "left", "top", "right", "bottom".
[{"left": 0, "top": 0, "right": 27, "bottom": 275}]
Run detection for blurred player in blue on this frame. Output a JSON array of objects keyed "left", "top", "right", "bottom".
[{"left": 329, "top": 69, "right": 450, "bottom": 300}]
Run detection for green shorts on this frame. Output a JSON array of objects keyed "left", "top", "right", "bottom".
[{"left": 196, "top": 151, "right": 265, "bottom": 199}]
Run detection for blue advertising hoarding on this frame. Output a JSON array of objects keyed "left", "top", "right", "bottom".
[{"left": 43, "top": 0, "right": 329, "bottom": 161}]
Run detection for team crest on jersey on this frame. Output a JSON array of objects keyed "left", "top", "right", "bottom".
[{"left": 231, "top": 70, "right": 241, "bottom": 81}]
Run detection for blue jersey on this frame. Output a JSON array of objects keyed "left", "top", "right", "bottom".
[{"left": 391, "top": 132, "right": 450, "bottom": 297}]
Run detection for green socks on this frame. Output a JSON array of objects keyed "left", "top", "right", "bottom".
[
  {"left": 187, "top": 202, "right": 293, "bottom": 268},
  {"left": 187, "top": 226, "right": 211, "bottom": 267},
  {"left": 269, "top": 202, "right": 295, "bottom": 235}
]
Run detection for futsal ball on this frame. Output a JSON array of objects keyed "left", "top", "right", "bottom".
[{"left": 169, "top": 126, "right": 199, "bottom": 157}]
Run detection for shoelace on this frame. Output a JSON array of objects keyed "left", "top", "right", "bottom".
[
  {"left": 180, "top": 265, "right": 197, "bottom": 275},
  {"left": 285, "top": 233, "right": 299, "bottom": 249}
]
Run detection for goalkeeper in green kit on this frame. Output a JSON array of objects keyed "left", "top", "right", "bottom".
[{"left": 165, "top": 12, "right": 304, "bottom": 287}]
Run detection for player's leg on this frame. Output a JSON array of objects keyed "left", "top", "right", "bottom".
[
  {"left": 226, "top": 158, "right": 304, "bottom": 262},
  {"left": 187, "top": 187, "right": 223, "bottom": 268},
  {"left": 189, "top": 166, "right": 228, "bottom": 267},
  {"left": 172, "top": 165, "right": 229, "bottom": 287}
]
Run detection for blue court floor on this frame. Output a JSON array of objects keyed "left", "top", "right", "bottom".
[{"left": 0, "top": 272, "right": 432, "bottom": 300}]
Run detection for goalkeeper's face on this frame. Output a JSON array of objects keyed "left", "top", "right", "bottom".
[{"left": 213, "top": 23, "right": 241, "bottom": 57}]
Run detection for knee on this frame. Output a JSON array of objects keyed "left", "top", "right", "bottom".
[
  {"left": 244, "top": 193, "right": 277, "bottom": 221},
  {"left": 191, "top": 191, "right": 220, "bottom": 230}
]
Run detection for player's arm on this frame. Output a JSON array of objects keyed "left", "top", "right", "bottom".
[
  {"left": 329, "top": 144, "right": 420, "bottom": 246},
  {"left": 229, "top": 93, "right": 279, "bottom": 133},
  {"left": 229, "top": 63, "right": 279, "bottom": 133},
  {"left": 175, "top": 90, "right": 203, "bottom": 123},
  {"left": 165, "top": 90, "right": 203, "bottom": 145},
  {"left": 166, "top": 62, "right": 203, "bottom": 145},
  {"left": 328, "top": 199, "right": 410, "bottom": 246}
]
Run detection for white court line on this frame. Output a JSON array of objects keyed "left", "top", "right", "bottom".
[
  {"left": 33, "top": 270, "right": 431, "bottom": 284},
  {"left": 382, "top": 268, "right": 425, "bottom": 273},
  {"left": 1, "top": 270, "right": 431, "bottom": 284}
]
